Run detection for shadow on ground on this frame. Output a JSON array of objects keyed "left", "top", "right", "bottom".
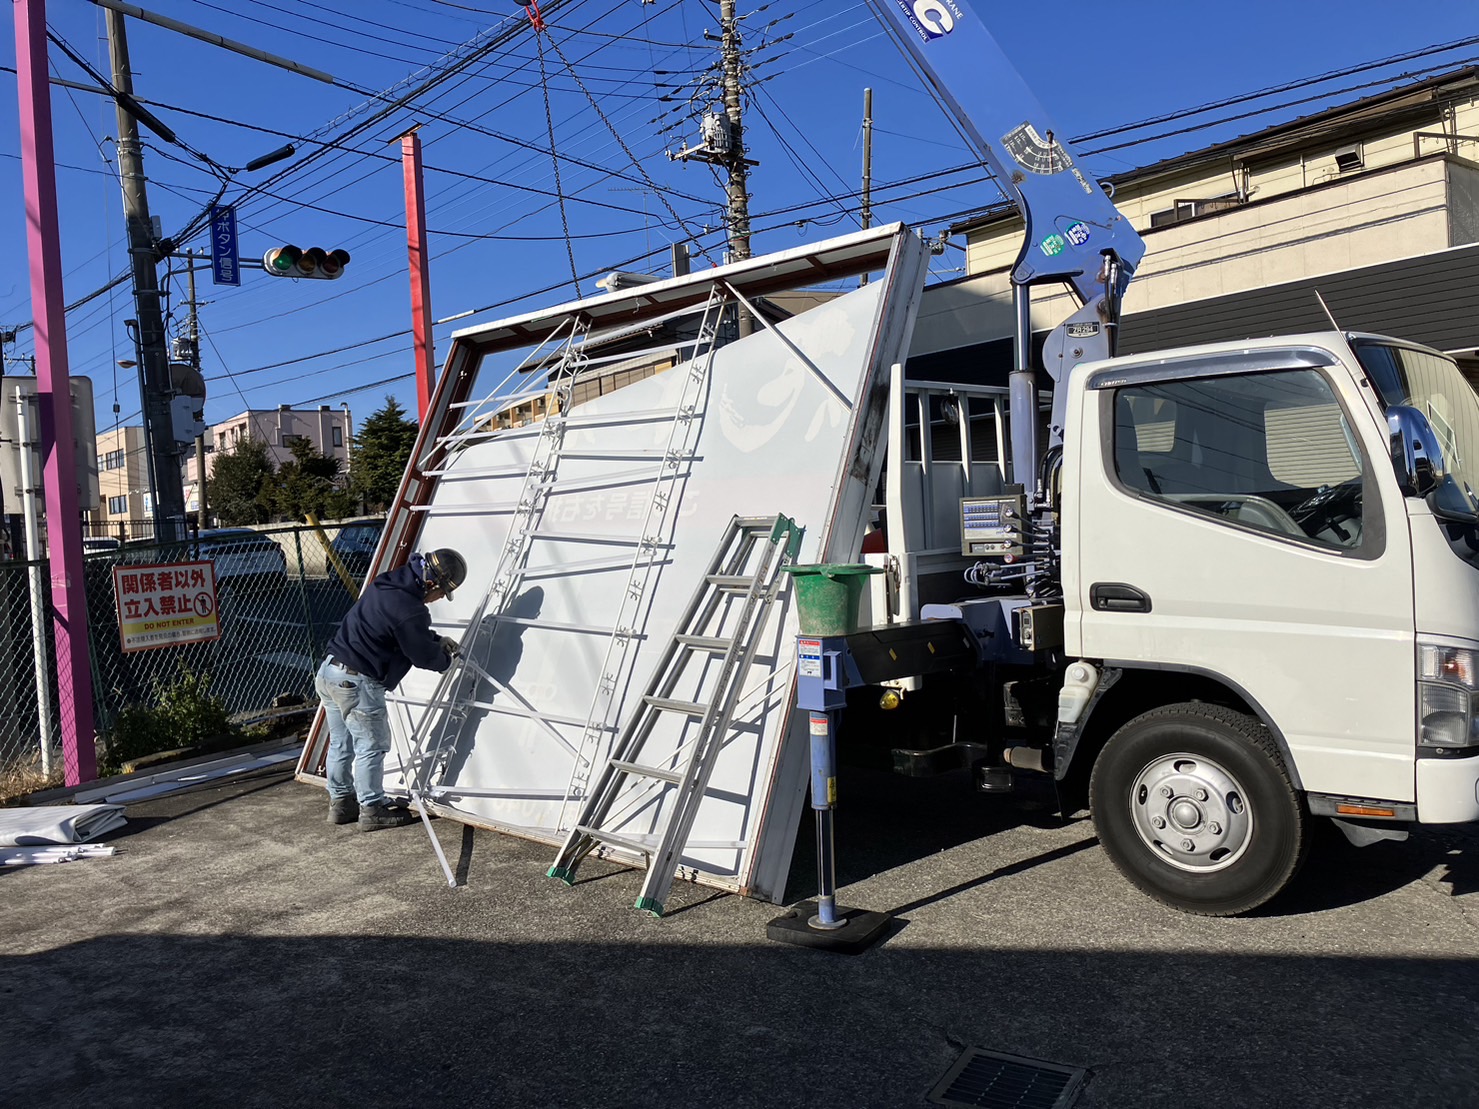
[{"left": 4, "top": 929, "right": 1478, "bottom": 1108}]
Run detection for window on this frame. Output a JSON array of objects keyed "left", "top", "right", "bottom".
[
  {"left": 108, "top": 495, "right": 127, "bottom": 515},
  {"left": 104, "top": 450, "right": 125, "bottom": 471},
  {"left": 1148, "top": 194, "right": 1243, "bottom": 229},
  {"left": 332, "top": 426, "right": 343, "bottom": 448},
  {"left": 1112, "top": 369, "right": 1367, "bottom": 550}
]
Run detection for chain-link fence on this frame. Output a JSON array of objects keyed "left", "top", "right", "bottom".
[{"left": 0, "top": 518, "right": 382, "bottom": 791}]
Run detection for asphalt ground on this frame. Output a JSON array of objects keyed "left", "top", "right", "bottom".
[{"left": 4, "top": 760, "right": 1479, "bottom": 1109}]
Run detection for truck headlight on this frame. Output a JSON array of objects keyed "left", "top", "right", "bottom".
[{"left": 1419, "top": 645, "right": 1479, "bottom": 748}]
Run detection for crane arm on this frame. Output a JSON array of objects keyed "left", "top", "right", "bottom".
[{"left": 869, "top": 0, "right": 1148, "bottom": 466}]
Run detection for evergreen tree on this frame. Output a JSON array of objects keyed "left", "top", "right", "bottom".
[
  {"left": 350, "top": 396, "right": 419, "bottom": 512},
  {"left": 207, "top": 438, "right": 274, "bottom": 526},
  {"left": 268, "top": 438, "right": 357, "bottom": 521}
]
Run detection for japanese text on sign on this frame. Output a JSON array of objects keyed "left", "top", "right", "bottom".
[
  {"left": 210, "top": 205, "right": 241, "bottom": 287},
  {"left": 114, "top": 561, "right": 220, "bottom": 652}
]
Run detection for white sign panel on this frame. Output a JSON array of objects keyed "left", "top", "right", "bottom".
[{"left": 382, "top": 230, "right": 927, "bottom": 902}]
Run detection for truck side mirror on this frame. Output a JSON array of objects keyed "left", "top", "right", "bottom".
[{"left": 1387, "top": 405, "right": 1446, "bottom": 498}]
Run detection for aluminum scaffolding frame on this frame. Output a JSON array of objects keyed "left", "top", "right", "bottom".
[{"left": 390, "top": 287, "right": 734, "bottom": 885}]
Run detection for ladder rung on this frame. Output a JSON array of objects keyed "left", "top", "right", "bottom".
[
  {"left": 575, "top": 826, "right": 655, "bottom": 857},
  {"left": 560, "top": 448, "right": 692, "bottom": 462},
  {"left": 707, "top": 574, "right": 756, "bottom": 592},
  {"left": 675, "top": 634, "right": 734, "bottom": 653},
  {"left": 643, "top": 695, "right": 709, "bottom": 717},
  {"left": 528, "top": 529, "right": 654, "bottom": 546},
  {"left": 609, "top": 759, "right": 683, "bottom": 786},
  {"left": 522, "top": 553, "right": 659, "bottom": 579}
]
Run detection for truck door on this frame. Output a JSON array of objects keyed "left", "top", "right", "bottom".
[{"left": 1069, "top": 352, "right": 1415, "bottom": 802}]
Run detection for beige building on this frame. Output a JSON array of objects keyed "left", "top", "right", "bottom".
[
  {"left": 94, "top": 425, "right": 150, "bottom": 539},
  {"left": 181, "top": 404, "right": 354, "bottom": 510},
  {"left": 910, "top": 67, "right": 1479, "bottom": 386}
]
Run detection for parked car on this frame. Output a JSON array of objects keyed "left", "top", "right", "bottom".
[
  {"left": 194, "top": 529, "right": 288, "bottom": 587},
  {"left": 83, "top": 536, "right": 122, "bottom": 555},
  {"left": 328, "top": 520, "right": 384, "bottom": 578}
]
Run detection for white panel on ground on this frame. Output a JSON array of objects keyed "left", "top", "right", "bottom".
[{"left": 358, "top": 226, "right": 928, "bottom": 902}]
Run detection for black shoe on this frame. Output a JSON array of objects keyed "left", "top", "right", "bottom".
[
  {"left": 328, "top": 796, "right": 359, "bottom": 825},
  {"left": 358, "top": 802, "right": 415, "bottom": 830}
]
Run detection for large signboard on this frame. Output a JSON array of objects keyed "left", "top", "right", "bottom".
[{"left": 113, "top": 561, "right": 220, "bottom": 652}]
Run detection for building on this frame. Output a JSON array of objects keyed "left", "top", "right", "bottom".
[
  {"left": 181, "top": 404, "right": 354, "bottom": 510},
  {"left": 909, "top": 67, "right": 1479, "bottom": 387},
  {"left": 94, "top": 425, "right": 150, "bottom": 539}
]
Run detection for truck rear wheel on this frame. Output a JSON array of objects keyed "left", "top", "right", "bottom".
[{"left": 1089, "top": 702, "right": 1307, "bottom": 915}]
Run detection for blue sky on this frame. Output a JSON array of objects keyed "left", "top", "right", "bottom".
[{"left": 2, "top": 0, "right": 1477, "bottom": 443}]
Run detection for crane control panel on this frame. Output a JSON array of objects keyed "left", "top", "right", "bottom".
[{"left": 959, "top": 494, "right": 1026, "bottom": 558}]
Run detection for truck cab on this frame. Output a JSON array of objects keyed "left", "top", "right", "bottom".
[{"left": 1043, "top": 331, "right": 1479, "bottom": 912}]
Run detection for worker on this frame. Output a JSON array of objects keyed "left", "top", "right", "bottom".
[{"left": 316, "top": 547, "right": 468, "bottom": 830}]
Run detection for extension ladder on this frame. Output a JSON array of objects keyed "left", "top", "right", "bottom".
[{"left": 548, "top": 513, "right": 805, "bottom": 916}]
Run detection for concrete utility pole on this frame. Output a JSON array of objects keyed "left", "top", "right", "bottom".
[
  {"left": 106, "top": 8, "right": 185, "bottom": 542},
  {"left": 719, "top": 0, "right": 752, "bottom": 265},
  {"left": 181, "top": 254, "right": 207, "bottom": 531}
]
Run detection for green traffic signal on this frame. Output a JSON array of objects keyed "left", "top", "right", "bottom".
[{"left": 261, "top": 245, "right": 349, "bottom": 280}]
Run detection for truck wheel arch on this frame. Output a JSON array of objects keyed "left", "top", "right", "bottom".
[{"left": 1054, "top": 663, "right": 1304, "bottom": 802}]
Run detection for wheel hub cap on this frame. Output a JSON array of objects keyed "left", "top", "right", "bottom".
[{"left": 1128, "top": 755, "right": 1253, "bottom": 873}]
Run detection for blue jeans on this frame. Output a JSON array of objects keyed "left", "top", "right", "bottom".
[{"left": 316, "top": 658, "right": 394, "bottom": 808}]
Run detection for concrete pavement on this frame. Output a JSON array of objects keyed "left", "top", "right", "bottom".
[{"left": 3, "top": 762, "right": 1478, "bottom": 1108}]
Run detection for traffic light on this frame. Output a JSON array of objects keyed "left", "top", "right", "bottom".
[{"left": 262, "top": 245, "right": 351, "bottom": 280}]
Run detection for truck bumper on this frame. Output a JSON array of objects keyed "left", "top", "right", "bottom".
[{"left": 1417, "top": 757, "right": 1479, "bottom": 823}]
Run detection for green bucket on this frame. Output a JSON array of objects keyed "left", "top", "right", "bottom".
[{"left": 783, "top": 563, "right": 882, "bottom": 637}]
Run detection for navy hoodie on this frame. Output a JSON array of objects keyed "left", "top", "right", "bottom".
[{"left": 325, "top": 564, "right": 451, "bottom": 690}]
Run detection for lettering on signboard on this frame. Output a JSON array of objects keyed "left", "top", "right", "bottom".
[{"left": 113, "top": 561, "right": 221, "bottom": 652}]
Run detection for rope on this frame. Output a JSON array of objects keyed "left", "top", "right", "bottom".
[
  {"left": 541, "top": 23, "right": 718, "bottom": 264},
  {"left": 530, "top": 14, "right": 582, "bottom": 297}
]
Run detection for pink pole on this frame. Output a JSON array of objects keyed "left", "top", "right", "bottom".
[
  {"left": 401, "top": 130, "right": 435, "bottom": 420},
  {"left": 15, "top": 0, "right": 98, "bottom": 785}
]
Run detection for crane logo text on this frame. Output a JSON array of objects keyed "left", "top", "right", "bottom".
[{"left": 895, "top": 0, "right": 961, "bottom": 41}]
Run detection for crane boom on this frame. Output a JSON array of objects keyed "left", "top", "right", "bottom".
[{"left": 869, "top": 0, "right": 1147, "bottom": 481}]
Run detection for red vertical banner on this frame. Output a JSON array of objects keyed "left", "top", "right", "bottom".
[
  {"left": 401, "top": 129, "right": 435, "bottom": 421},
  {"left": 14, "top": 0, "right": 96, "bottom": 784}
]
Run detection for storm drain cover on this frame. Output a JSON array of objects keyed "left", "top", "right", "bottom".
[{"left": 927, "top": 1048, "right": 1087, "bottom": 1109}]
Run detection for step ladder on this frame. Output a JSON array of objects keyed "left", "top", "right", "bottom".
[{"left": 548, "top": 513, "right": 805, "bottom": 916}]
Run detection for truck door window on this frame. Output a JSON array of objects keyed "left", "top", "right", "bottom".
[{"left": 1111, "top": 369, "right": 1367, "bottom": 550}]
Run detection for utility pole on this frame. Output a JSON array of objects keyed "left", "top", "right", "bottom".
[
  {"left": 106, "top": 8, "right": 185, "bottom": 542},
  {"left": 719, "top": 0, "right": 752, "bottom": 266},
  {"left": 179, "top": 252, "right": 207, "bottom": 531},
  {"left": 670, "top": 0, "right": 758, "bottom": 268},
  {"left": 861, "top": 87, "right": 873, "bottom": 286}
]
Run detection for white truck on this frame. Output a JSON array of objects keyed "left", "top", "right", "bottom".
[{"left": 861, "top": 1, "right": 1479, "bottom": 914}]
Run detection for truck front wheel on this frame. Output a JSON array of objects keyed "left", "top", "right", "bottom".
[{"left": 1089, "top": 703, "right": 1307, "bottom": 915}]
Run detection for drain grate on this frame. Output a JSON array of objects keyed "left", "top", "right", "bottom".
[{"left": 927, "top": 1048, "right": 1087, "bottom": 1109}]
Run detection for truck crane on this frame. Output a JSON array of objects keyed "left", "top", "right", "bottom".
[{"left": 857, "top": 0, "right": 1479, "bottom": 914}]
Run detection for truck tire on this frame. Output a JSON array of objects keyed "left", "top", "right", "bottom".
[{"left": 1089, "top": 702, "right": 1307, "bottom": 916}]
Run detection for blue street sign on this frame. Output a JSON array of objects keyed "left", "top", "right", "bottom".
[{"left": 209, "top": 205, "right": 241, "bottom": 287}]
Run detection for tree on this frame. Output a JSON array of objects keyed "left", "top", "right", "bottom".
[
  {"left": 350, "top": 396, "right": 419, "bottom": 513},
  {"left": 207, "top": 438, "right": 274, "bottom": 526},
  {"left": 267, "top": 439, "right": 356, "bottom": 522}
]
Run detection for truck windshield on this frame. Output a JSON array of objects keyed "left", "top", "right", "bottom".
[{"left": 1353, "top": 340, "right": 1479, "bottom": 522}]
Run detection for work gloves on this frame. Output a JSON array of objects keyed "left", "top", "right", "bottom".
[{"left": 440, "top": 636, "right": 460, "bottom": 659}]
